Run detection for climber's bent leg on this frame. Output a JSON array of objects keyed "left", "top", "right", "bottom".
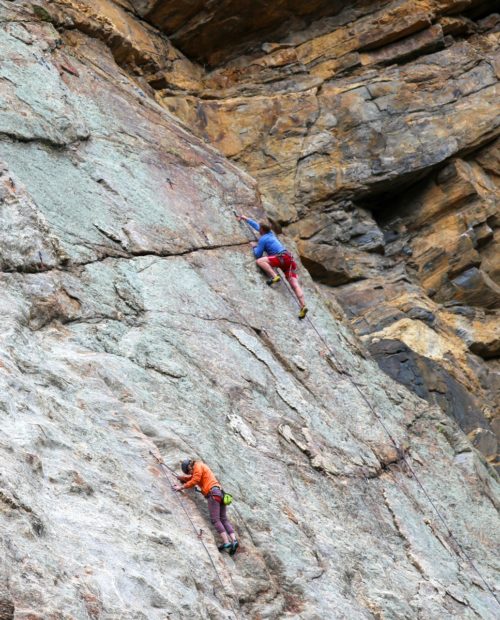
[
  {"left": 220, "top": 503, "right": 235, "bottom": 536},
  {"left": 256, "top": 256, "right": 278, "bottom": 279},
  {"left": 208, "top": 494, "right": 230, "bottom": 543}
]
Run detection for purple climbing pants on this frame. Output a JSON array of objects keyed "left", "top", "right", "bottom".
[{"left": 207, "top": 488, "right": 234, "bottom": 535}]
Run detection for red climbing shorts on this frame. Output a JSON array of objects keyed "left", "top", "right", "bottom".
[{"left": 268, "top": 252, "right": 298, "bottom": 280}]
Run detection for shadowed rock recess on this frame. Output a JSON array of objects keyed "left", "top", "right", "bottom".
[{"left": 0, "top": 1, "right": 499, "bottom": 619}]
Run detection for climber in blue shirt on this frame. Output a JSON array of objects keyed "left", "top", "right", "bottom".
[
  {"left": 247, "top": 218, "right": 286, "bottom": 258},
  {"left": 237, "top": 214, "right": 308, "bottom": 319}
]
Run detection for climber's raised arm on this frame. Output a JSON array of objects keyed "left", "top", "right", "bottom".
[{"left": 235, "top": 213, "right": 260, "bottom": 232}]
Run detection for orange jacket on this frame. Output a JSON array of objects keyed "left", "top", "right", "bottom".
[{"left": 183, "top": 462, "right": 220, "bottom": 496}]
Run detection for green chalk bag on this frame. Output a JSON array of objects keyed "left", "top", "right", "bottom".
[{"left": 222, "top": 491, "right": 233, "bottom": 506}]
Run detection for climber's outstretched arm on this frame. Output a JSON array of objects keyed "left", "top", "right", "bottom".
[{"left": 236, "top": 213, "right": 260, "bottom": 232}]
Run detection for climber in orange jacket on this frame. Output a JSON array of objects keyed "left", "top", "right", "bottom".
[{"left": 174, "top": 458, "right": 238, "bottom": 555}]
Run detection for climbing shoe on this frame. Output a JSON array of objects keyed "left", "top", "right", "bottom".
[
  {"left": 218, "top": 543, "right": 232, "bottom": 553},
  {"left": 229, "top": 540, "right": 239, "bottom": 556},
  {"left": 298, "top": 306, "right": 309, "bottom": 320},
  {"left": 266, "top": 275, "right": 281, "bottom": 286}
]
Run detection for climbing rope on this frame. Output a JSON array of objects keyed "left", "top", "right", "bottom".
[
  {"left": 236, "top": 215, "right": 500, "bottom": 608},
  {"left": 149, "top": 451, "right": 239, "bottom": 619},
  {"left": 280, "top": 264, "right": 499, "bottom": 607}
]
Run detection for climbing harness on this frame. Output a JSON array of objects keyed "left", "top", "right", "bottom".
[
  {"left": 275, "top": 250, "right": 297, "bottom": 281},
  {"left": 236, "top": 214, "right": 500, "bottom": 608},
  {"left": 149, "top": 451, "right": 239, "bottom": 619}
]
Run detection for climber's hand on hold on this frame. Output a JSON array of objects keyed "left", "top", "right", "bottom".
[
  {"left": 250, "top": 241, "right": 257, "bottom": 248},
  {"left": 172, "top": 484, "right": 183, "bottom": 492}
]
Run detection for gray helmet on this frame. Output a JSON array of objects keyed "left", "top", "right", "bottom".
[{"left": 181, "top": 458, "right": 192, "bottom": 474}]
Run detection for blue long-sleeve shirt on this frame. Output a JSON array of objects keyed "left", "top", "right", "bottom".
[{"left": 247, "top": 219, "right": 286, "bottom": 258}]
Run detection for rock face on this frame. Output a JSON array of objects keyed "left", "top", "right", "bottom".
[
  {"left": 151, "top": 0, "right": 500, "bottom": 469},
  {"left": 140, "top": 0, "right": 348, "bottom": 66},
  {"left": 0, "top": 2, "right": 499, "bottom": 619}
]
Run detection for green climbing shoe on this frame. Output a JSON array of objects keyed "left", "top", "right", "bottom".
[
  {"left": 266, "top": 275, "right": 281, "bottom": 286},
  {"left": 298, "top": 306, "right": 308, "bottom": 320},
  {"left": 229, "top": 540, "right": 239, "bottom": 556},
  {"left": 218, "top": 543, "right": 232, "bottom": 553}
]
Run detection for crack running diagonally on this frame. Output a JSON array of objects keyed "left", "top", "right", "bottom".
[{"left": 0, "top": 239, "right": 252, "bottom": 276}]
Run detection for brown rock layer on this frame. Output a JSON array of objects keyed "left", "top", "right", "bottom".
[{"left": 141, "top": 0, "right": 349, "bottom": 66}]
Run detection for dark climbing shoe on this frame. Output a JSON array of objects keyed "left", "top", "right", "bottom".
[
  {"left": 218, "top": 543, "right": 232, "bottom": 553},
  {"left": 266, "top": 275, "right": 281, "bottom": 286},
  {"left": 298, "top": 306, "right": 308, "bottom": 320},
  {"left": 229, "top": 540, "right": 239, "bottom": 556}
]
